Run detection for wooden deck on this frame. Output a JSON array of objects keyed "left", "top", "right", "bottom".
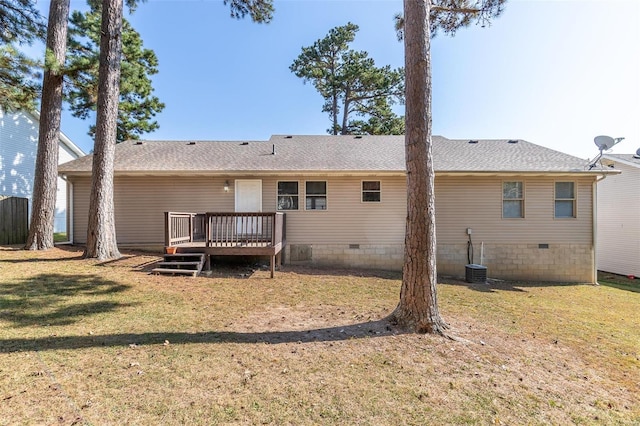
[{"left": 164, "top": 212, "right": 285, "bottom": 277}]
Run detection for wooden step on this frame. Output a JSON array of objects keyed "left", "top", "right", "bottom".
[
  {"left": 153, "top": 252, "right": 206, "bottom": 277},
  {"left": 163, "top": 253, "right": 205, "bottom": 260},
  {"left": 156, "top": 261, "right": 202, "bottom": 267},
  {"left": 151, "top": 268, "right": 198, "bottom": 277}
]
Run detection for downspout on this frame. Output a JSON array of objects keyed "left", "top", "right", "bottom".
[
  {"left": 60, "top": 174, "right": 73, "bottom": 244},
  {"left": 592, "top": 174, "right": 608, "bottom": 285}
]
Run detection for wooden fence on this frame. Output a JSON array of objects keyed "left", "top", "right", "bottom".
[{"left": 0, "top": 196, "right": 28, "bottom": 245}]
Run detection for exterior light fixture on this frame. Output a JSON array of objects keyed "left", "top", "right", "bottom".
[{"left": 224, "top": 180, "right": 230, "bottom": 192}]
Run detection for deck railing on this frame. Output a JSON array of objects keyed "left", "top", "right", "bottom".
[
  {"left": 164, "top": 211, "right": 284, "bottom": 248},
  {"left": 165, "top": 212, "right": 195, "bottom": 246},
  {"left": 206, "top": 212, "right": 284, "bottom": 247}
]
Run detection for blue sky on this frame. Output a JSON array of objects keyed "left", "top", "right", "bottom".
[{"left": 37, "top": 0, "right": 639, "bottom": 160}]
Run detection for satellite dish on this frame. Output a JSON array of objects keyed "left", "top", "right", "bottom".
[{"left": 594, "top": 135, "right": 615, "bottom": 151}]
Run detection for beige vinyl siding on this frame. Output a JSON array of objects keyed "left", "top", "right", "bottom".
[
  {"left": 71, "top": 176, "right": 89, "bottom": 243},
  {"left": 435, "top": 176, "right": 594, "bottom": 245},
  {"left": 597, "top": 163, "right": 640, "bottom": 276},
  {"left": 72, "top": 176, "right": 236, "bottom": 244},
  {"left": 279, "top": 176, "right": 406, "bottom": 245},
  {"left": 435, "top": 175, "right": 595, "bottom": 282},
  {"left": 69, "top": 173, "right": 598, "bottom": 281},
  {"left": 71, "top": 174, "right": 594, "bottom": 247},
  {"left": 70, "top": 175, "right": 407, "bottom": 246}
]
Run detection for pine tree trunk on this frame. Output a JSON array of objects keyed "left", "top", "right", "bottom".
[
  {"left": 332, "top": 90, "right": 339, "bottom": 135},
  {"left": 341, "top": 94, "right": 350, "bottom": 135},
  {"left": 24, "top": 0, "right": 70, "bottom": 251},
  {"left": 391, "top": 0, "right": 447, "bottom": 333},
  {"left": 84, "top": 0, "right": 123, "bottom": 260}
]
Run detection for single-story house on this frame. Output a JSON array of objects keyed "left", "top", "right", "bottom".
[
  {"left": 0, "top": 108, "right": 85, "bottom": 234},
  {"left": 597, "top": 152, "right": 640, "bottom": 277},
  {"left": 58, "top": 134, "right": 616, "bottom": 283}
]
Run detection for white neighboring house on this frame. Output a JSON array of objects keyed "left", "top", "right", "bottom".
[
  {"left": 597, "top": 152, "right": 640, "bottom": 277},
  {"left": 0, "top": 109, "right": 85, "bottom": 235}
]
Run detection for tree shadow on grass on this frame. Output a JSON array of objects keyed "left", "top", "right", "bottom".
[
  {"left": 278, "top": 265, "right": 402, "bottom": 280},
  {"left": 201, "top": 263, "right": 403, "bottom": 281},
  {"left": 439, "top": 277, "right": 584, "bottom": 293},
  {"left": 0, "top": 273, "right": 133, "bottom": 327},
  {"left": 0, "top": 319, "right": 406, "bottom": 353},
  {"left": 0, "top": 253, "right": 85, "bottom": 263}
]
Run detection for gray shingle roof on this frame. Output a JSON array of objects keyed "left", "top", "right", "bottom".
[{"left": 58, "top": 134, "right": 599, "bottom": 175}]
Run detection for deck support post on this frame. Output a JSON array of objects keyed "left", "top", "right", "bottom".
[
  {"left": 270, "top": 255, "right": 275, "bottom": 278},
  {"left": 164, "top": 212, "right": 170, "bottom": 247},
  {"left": 205, "top": 254, "right": 211, "bottom": 271}
]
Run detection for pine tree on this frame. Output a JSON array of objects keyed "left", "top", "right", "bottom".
[
  {"left": 0, "top": 46, "right": 40, "bottom": 111},
  {"left": 0, "top": 0, "right": 45, "bottom": 44},
  {"left": 290, "top": 23, "right": 404, "bottom": 135},
  {"left": 83, "top": 0, "right": 124, "bottom": 260},
  {"left": 393, "top": 0, "right": 505, "bottom": 333},
  {"left": 24, "top": 0, "right": 70, "bottom": 250},
  {"left": 0, "top": 0, "right": 45, "bottom": 110},
  {"left": 84, "top": 0, "right": 274, "bottom": 260},
  {"left": 66, "top": 4, "right": 164, "bottom": 142}
]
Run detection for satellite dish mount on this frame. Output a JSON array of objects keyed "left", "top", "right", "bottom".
[{"left": 588, "top": 135, "right": 625, "bottom": 169}]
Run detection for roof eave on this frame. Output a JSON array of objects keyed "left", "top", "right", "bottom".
[
  {"left": 59, "top": 169, "right": 619, "bottom": 178},
  {"left": 59, "top": 169, "right": 409, "bottom": 177},
  {"left": 27, "top": 110, "right": 86, "bottom": 157},
  {"left": 436, "top": 170, "right": 620, "bottom": 177},
  {"left": 602, "top": 155, "right": 640, "bottom": 169}
]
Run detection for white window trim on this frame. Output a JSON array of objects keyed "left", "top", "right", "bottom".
[
  {"left": 276, "top": 180, "right": 300, "bottom": 211},
  {"left": 361, "top": 180, "right": 382, "bottom": 203},
  {"left": 554, "top": 181, "right": 577, "bottom": 219},
  {"left": 502, "top": 180, "right": 525, "bottom": 219},
  {"left": 304, "top": 180, "right": 328, "bottom": 211}
]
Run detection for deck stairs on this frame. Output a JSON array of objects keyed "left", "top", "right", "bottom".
[{"left": 152, "top": 253, "right": 205, "bottom": 277}]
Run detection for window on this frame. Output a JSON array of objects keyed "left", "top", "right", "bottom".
[
  {"left": 277, "top": 181, "right": 299, "bottom": 210},
  {"left": 305, "top": 181, "right": 327, "bottom": 210},
  {"left": 555, "top": 182, "right": 576, "bottom": 218},
  {"left": 362, "top": 181, "right": 381, "bottom": 202},
  {"left": 502, "top": 181, "right": 524, "bottom": 218}
]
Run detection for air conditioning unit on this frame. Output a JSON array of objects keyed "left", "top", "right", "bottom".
[{"left": 465, "top": 264, "right": 487, "bottom": 283}]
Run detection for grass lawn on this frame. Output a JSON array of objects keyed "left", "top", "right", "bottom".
[
  {"left": 53, "top": 233, "right": 68, "bottom": 243},
  {"left": 0, "top": 246, "right": 638, "bottom": 425}
]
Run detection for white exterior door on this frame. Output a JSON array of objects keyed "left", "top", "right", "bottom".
[
  {"left": 234, "top": 180, "right": 262, "bottom": 235},
  {"left": 235, "top": 180, "right": 262, "bottom": 212}
]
